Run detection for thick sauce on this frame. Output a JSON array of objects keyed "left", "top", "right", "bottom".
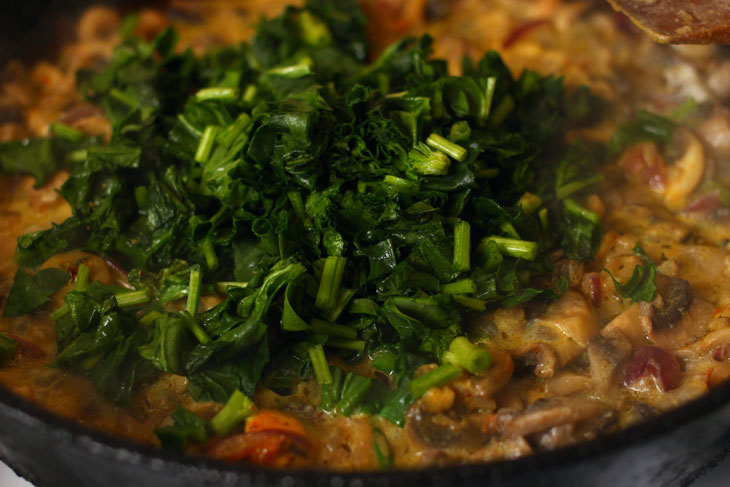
[{"left": 2, "top": 0, "right": 730, "bottom": 470}]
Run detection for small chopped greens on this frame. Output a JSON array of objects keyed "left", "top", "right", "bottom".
[
  {"left": 0, "top": 0, "right": 660, "bottom": 438},
  {"left": 4, "top": 268, "right": 69, "bottom": 317},
  {"left": 0, "top": 333, "right": 18, "bottom": 362},
  {"left": 442, "top": 336, "right": 492, "bottom": 374},
  {"left": 605, "top": 244, "right": 657, "bottom": 303},
  {"left": 209, "top": 389, "right": 256, "bottom": 436},
  {"left": 155, "top": 405, "right": 208, "bottom": 451}
]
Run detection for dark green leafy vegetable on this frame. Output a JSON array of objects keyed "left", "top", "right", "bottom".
[
  {"left": 155, "top": 405, "right": 208, "bottom": 451},
  {"left": 209, "top": 389, "right": 256, "bottom": 436},
  {"left": 605, "top": 244, "right": 657, "bottom": 303},
  {"left": 0, "top": 333, "right": 18, "bottom": 362},
  {"left": 4, "top": 268, "right": 69, "bottom": 317},
  {"left": 1, "top": 0, "right": 636, "bottom": 439}
]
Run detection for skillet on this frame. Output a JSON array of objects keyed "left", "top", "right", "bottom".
[
  {"left": 1, "top": 365, "right": 730, "bottom": 487},
  {"left": 1, "top": 1, "right": 730, "bottom": 485}
]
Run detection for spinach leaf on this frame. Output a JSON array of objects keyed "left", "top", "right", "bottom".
[
  {"left": 605, "top": 244, "right": 657, "bottom": 303},
  {"left": 155, "top": 405, "right": 208, "bottom": 451},
  {"left": 4, "top": 268, "right": 69, "bottom": 317}
]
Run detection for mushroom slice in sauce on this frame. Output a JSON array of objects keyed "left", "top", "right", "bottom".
[
  {"left": 501, "top": 397, "right": 608, "bottom": 438},
  {"left": 587, "top": 334, "right": 632, "bottom": 391}
]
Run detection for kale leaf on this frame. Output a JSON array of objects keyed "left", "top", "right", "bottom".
[{"left": 4, "top": 268, "right": 69, "bottom": 317}]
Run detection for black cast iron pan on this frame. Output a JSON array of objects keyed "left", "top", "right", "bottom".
[
  {"left": 1, "top": 1, "right": 730, "bottom": 486},
  {"left": 0, "top": 371, "right": 730, "bottom": 487}
]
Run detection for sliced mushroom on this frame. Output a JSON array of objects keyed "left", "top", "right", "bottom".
[
  {"left": 514, "top": 342, "right": 558, "bottom": 379},
  {"left": 522, "top": 291, "right": 598, "bottom": 366},
  {"left": 587, "top": 333, "right": 632, "bottom": 391},
  {"left": 651, "top": 275, "right": 693, "bottom": 330},
  {"left": 663, "top": 130, "right": 706, "bottom": 211},
  {"left": 601, "top": 302, "right": 653, "bottom": 347},
  {"left": 406, "top": 408, "right": 488, "bottom": 450},
  {"left": 501, "top": 397, "right": 607, "bottom": 437},
  {"left": 533, "top": 409, "right": 617, "bottom": 451}
]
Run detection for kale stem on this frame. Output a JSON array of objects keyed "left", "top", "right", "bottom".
[
  {"left": 517, "top": 192, "right": 542, "bottom": 215},
  {"left": 109, "top": 88, "right": 137, "bottom": 108},
  {"left": 298, "top": 10, "right": 332, "bottom": 47},
  {"left": 453, "top": 221, "right": 471, "bottom": 272},
  {"left": 114, "top": 289, "right": 150, "bottom": 307},
  {"left": 308, "top": 344, "right": 333, "bottom": 385},
  {"left": 481, "top": 76, "right": 497, "bottom": 119},
  {"left": 320, "top": 366, "right": 344, "bottom": 412},
  {"left": 452, "top": 295, "right": 486, "bottom": 311},
  {"left": 409, "top": 364, "right": 462, "bottom": 398},
  {"left": 322, "top": 288, "right": 355, "bottom": 322},
  {"left": 326, "top": 338, "right": 365, "bottom": 351},
  {"left": 74, "top": 263, "right": 90, "bottom": 292},
  {"left": 186, "top": 265, "right": 202, "bottom": 316},
  {"left": 488, "top": 95, "right": 515, "bottom": 129},
  {"left": 311, "top": 318, "right": 358, "bottom": 339},
  {"left": 441, "top": 278, "right": 476, "bottom": 295},
  {"left": 139, "top": 310, "right": 163, "bottom": 326},
  {"left": 287, "top": 191, "right": 309, "bottom": 224},
  {"left": 563, "top": 198, "right": 600, "bottom": 225},
  {"left": 215, "top": 281, "right": 248, "bottom": 294},
  {"left": 449, "top": 121, "right": 471, "bottom": 143},
  {"left": 315, "top": 256, "right": 347, "bottom": 310},
  {"left": 242, "top": 85, "right": 258, "bottom": 105},
  {"left": 176, "top": 114, "right": 203, "bottom": 139},
  {"left": 179, "top": 310, "right": 211, "bottom": 344},
  {"left": 442, "top": 337, "right": 492, "bottom": 374},
  {"left": 335, "top": 373, "right": 372, "bottom": 416},
  {"left": 481, "top": 236, "right": 538, "bottom": 261},
  {"left": 194, "top": 125, "right": 219, "bottom": 163},
  {"left": 68, "top": 149, "right": 88, "bottom": 163},
  {"left": 202, "top": 239, "right": 219, "bottom": 271},
  {"left": 50, "top": 305, "right": 69, "bottom": 320},
  {"left": 50, "top": 122, "right": 84, "bottom": 142},
  {"left": 426, "top": 133, "right": 467, "bottom": 162},
  {"left": 195, "top": 87, "right": 240, "bottom": 102},
  {"left": 209, "top": 389, "right": 255, "bottom": 436},
  {"left": 500, "top": 221, "right": 521, "bottom": 239},
  {"left": 556, "top": 174, "right": 604, "bottom": 200}
]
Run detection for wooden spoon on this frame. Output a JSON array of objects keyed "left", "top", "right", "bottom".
[{"left": 606, "top": 0, "right": 730, "bottom": 44}]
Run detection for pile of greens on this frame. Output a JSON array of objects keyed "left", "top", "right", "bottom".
[{"left": 0, "top": 0, "right": 675, "bottom": 443}]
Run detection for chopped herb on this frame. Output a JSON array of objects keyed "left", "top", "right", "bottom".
[{"left": 605, "top": 244, "right": 657, "bottom": 303}]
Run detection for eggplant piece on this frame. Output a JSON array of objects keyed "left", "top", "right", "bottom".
[{"left": 651, "top": 275, "right": 693, "bottom": 330}]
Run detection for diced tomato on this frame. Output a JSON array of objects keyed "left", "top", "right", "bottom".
[
  {"left": 206, "top": 431, "right": 310, "bottom": 466},
  {"left": 245, "top": 410, "right": 308, "bottom": 437}
]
